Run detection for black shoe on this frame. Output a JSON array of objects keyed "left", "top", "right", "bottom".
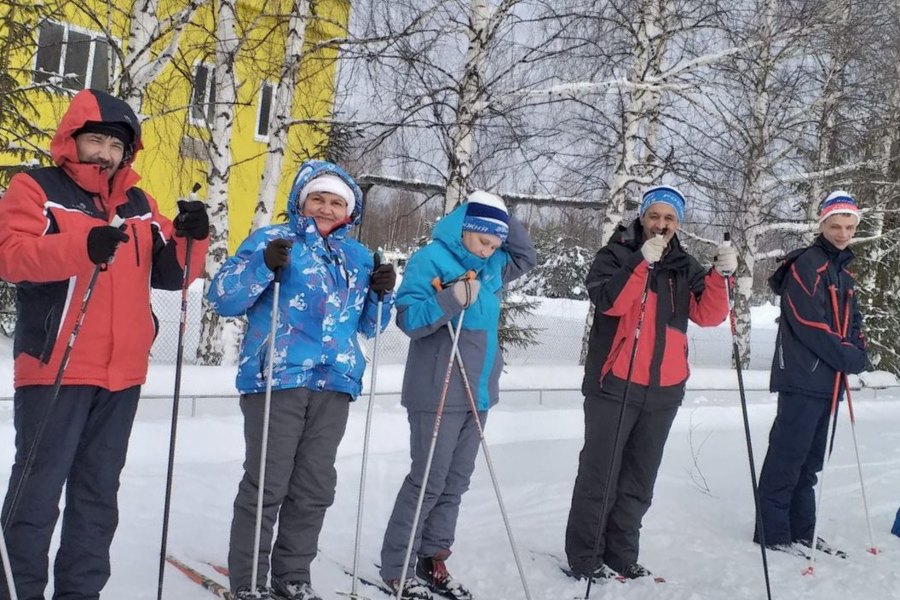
[
  {"left": 234, "top": 586, "right": 274, "bottom": 600},
  {"left": 618, "top": 563, "right": 652, "bottom": 580},
  {"left": 416, "top": 556, "right": 473, "bottom": 600},
  {"left": 796, "top": 537, "right": 849, "bottom": 559},
  {"left": 385, "top": 578, "right": 433, "bottom": 600},
  {"left": 271, "top": 578, "right": 323, "bottom": 600},
  {"left": 765, "top": 543, "right": 808, "bottom": 558}
]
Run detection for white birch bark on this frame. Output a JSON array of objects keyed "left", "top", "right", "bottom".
[
  {"left": 196, "top": 0, "right": 241, "bottom": 365},
  {"left": 250, "top": 0, "right": 311, "bottom": 232},
  {"left": 119, "top": 0, "right": 207, "bottom": 111},
  {"left": 601, "top": 0, "right": 668, "bottom": 245},
  {"left": 581, "top": 0, "right": 669, "bottom": 364},
  {"left": 444, "top": 0, "right": 491, "bottom": 213},
  {"left": 733, "top": 0, "right": 777, "bottom": 366}
]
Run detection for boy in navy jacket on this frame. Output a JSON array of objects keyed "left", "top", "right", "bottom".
[{"left": 756, "top": 191, "right": 868, "bottom": 557}]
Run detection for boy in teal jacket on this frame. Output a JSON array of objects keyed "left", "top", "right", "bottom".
[{"left": 379, "top": 191, "right": 536, "bottom": 599}]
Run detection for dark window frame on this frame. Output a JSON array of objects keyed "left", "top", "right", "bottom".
[
  {"left": 190, "top": 62, "right": 217, "bottom": 127},
  {"left": 255, "top": 81, "right": 275, "bottom": 140},
  {"left": 33, "top": 20, "right": 115, "bottom": 92}
]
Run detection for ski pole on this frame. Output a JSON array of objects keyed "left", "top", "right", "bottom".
[
  {"left": 802, "top": 285, "right": 844, "bottom": 576},
  {"left": 444, "top": 322, "right": 533, "bottom": 600},
  {"left": 157, "top": 182, "right": 202, "bottom": 600},
  {"left": 344, "top": 251, "right": 387, "bottom": 600},
  {"left": 583, "top": 238, "right": 658, "bottom": 600},
  {"left": 833, "top": 290, "right": 878, "bottom": 556},
  {"left": 721, "top": 232, "right": 772, "bottom": 600},
  {"left": 396, "top": 304, "right": 469, "bottom": 600},
  {"left": 2, "top": 214, "right": 126, "bottom": 532},
  {"left": 0, "top": 526, "right": 17, "bottom": 600},
  {"left": 250, "top": 266, "right": 283, "bottom": 594}
]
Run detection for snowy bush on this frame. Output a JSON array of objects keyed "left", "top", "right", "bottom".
[{"left": 511, "top": 227, "right": 593, "bottom": 300}]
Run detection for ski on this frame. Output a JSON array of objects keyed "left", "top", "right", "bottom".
[
  {"left": 204, "top": 561, "right": 230, "bottom": 577},
  {"left": 166, "top": 555, "right": 235, "bottom": 600}
]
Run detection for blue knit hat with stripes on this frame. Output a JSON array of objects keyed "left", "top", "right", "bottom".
[
  {"left": 639, "top": 186, "right": 686, "bottom": 223},
  {"left": 462, "top": 190, "right": 509, "bottom": 241}
]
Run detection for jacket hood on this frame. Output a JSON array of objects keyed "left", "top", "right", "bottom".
[
  {"left": 286, "top": 160, "right": 363, "bottom": 235},
  {"left": 50, "top": 89, "right": 143, "bottom": 198},
  {"left": 432, "top": 202, "right": 489, "bottom": 272},
  {"left": 51, "top": 89, "right": 143, "bottom": 167}
]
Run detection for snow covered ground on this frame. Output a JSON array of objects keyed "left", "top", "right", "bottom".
[{"left": 0, "top": 296, "right": 898, "bottom": 600}]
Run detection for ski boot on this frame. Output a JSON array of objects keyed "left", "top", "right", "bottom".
[
  {"left": 416, "top": 556, "right": 473, "bottom": 600},
  {"left": 234, "top": 586, "right": 275, "bottom": 600},
  {"left": 385, "top": 577, "right": 433, "bottom": 600},
  {"left": 798, "top": 537, "right": 849, "bottom": 559},
  {"left": 617, "top": 563, "right": 665, "bottom": 583},
  {"left": 272, "top": 578, "right": 323, "bottom": 600}
]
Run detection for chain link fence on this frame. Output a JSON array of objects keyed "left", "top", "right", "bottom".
[{"left": 147, "top": 289, "right": 776, "bottom": 369}]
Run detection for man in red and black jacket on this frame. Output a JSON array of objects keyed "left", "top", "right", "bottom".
[
  {"left": 755, "top": 191, "right": 867, "bottom": 557},
  {"left": 0, "top": 89, "right": 209, "bottom": 599},
  {"left": 565, "top": 186, "right": 733, "bottom": 581}
]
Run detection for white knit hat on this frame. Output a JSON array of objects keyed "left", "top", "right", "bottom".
[{"left": 298, "top": 174, "right": 355, "bottom": 218}]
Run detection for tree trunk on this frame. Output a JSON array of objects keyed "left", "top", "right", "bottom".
[
  {"left": 196, "top": 0, "right": 241, "bottom": 365},
  {"left": 444, "top": 0, "right": 490, "bottom": 213},
  {"left": 249, "top": 0, "right": 311, "bottom": 232}
]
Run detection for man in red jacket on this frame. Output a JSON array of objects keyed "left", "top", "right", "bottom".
[
  {"left": 565, "top": 186, "right": 734, "bottom": 581},
  {"left": 0, "top": 89, "right": 209, "bottom": 599}
]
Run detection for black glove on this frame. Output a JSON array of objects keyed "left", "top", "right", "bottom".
[
  {"left": 174, "top": 200, "right": 209, "bottom": 240},
  {"left": 370, "top": 263, "right": 397, "bottom": 294},
  {"left": 264, "top": 238, "right": 292, "bottom": 271},
  {"left": 87, "top": 225, "right": 130, "bottom": 265}
]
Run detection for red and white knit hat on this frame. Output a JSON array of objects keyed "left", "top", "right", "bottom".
[{"left": 818, "top": 190, "right": 860, "bottom": 224}]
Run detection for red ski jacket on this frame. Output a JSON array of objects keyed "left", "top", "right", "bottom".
[
  {"left": 0, "top": 89, "right": 208, "bottom": 391},
  {"left": 582, "top": 220, "right": 729, "bottom": 403}
]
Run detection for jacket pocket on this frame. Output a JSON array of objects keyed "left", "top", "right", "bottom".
[{"left": 40, "top": 305, "right": 60, "bottom": 363}]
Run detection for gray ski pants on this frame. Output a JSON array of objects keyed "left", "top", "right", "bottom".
[
  {"left": 380, "top": 409, "right": 485, "bottom": 582},
  {"left": 228, "top": 388, "right": 349, "bottom": 591}
]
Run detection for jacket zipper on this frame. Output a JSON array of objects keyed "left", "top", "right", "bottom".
[
  {"left": 131, "top": 223, "right": 140, "bottom": 267},
  {"left": 777, "top": 330, "right": 785, "bottom": 369}
]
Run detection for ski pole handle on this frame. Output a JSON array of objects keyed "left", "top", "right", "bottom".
[
  {"left": 373, "top": 251, "right": 385, "bottom": 301},
  {"left": 431, "top": 270, "right": 476, "bottom": 292}
]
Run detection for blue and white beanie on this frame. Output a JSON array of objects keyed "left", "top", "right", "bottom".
[
  {"left": 462, "top": 190, "right": 509, "bottom": 242},
  {"left": 639, "top": 186, "right": 686, "bottom": 223},
  {"left": 818, "top": 190, "right": 860, "bottom": 224}
]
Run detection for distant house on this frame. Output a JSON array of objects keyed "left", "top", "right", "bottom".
[{"left": 0, "top": 0, "right": 349, "bottom": 252}]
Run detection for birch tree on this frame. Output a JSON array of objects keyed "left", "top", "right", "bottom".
[
  {"left": 249, "top": 0, "right": 311, "bottom": 231},
  {"left": 196, "top": 0, "right": 241, "bottom": 364},
  {"left": 117, "top": 0, "right": 209, "bottom": 111}
]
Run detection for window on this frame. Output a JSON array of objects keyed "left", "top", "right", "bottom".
[
  {"left": 255, "top": 82, "right": 275, "bottom": 139},
  {"left": 190, "top": 63, "right": 217, "bottom": 126},
  {"left": 33, "top": 20, "right": 114, "bottom": 91}
]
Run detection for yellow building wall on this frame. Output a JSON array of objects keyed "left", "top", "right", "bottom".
[{"left": 0, "top": 0, "right": 349, "bottom": 254}]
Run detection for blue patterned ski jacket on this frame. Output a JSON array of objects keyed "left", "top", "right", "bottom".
[{"left": 207, "top": 160, "right": 393, "bottom": 397}]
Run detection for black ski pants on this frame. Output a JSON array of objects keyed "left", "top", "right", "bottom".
[
  {"left": 0, "top": 385, "right": 140, "bottom": 600},
  {"left": 755, "top": 390, "right": 832, "bottom": 547},
  {"left": 565, "top": 384, "right": 678, "bottom": 575}
]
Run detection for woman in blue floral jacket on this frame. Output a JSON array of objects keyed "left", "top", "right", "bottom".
[{"left": 207, "top": 160, "right": 396, "bottom": 600}]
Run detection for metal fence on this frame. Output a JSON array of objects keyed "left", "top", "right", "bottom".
[{"left": 149, "top": 287, "right": 777, "bottom": 369}]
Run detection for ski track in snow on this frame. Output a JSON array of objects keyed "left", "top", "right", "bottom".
[{"left": 0, "top": 391, "right": 896, "bottom": 599}]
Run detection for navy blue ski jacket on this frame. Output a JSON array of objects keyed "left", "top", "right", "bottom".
[{"left": 769, "top": 235, "right": 867, "bottom": 399}]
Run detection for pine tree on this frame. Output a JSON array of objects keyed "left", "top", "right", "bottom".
[{"left": 512, "top": 226, "right": 592, "bottom": 300}]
